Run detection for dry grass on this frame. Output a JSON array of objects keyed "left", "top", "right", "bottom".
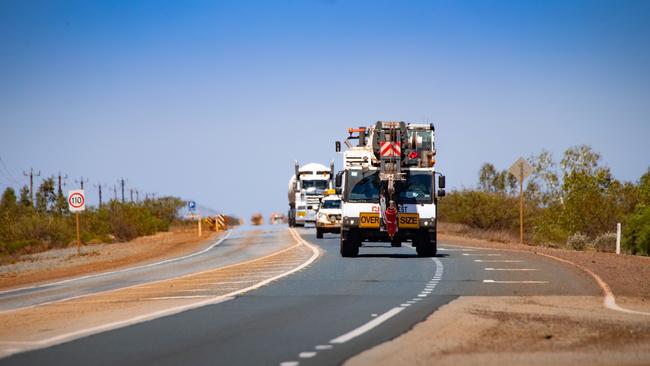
[{"left": 438, "top": 222, "right": 520, "bottom": 244}]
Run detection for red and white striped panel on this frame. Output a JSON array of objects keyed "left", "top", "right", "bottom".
[{"left": 380, "top": 141, "right": 401, "bottom": 157}]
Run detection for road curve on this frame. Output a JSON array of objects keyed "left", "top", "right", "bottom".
[
  {"left": 0, "top": 226, "right": 294, "bottom": 312},
  {"left": 0, "top": 228, "right": 600, "bottom": 366}
]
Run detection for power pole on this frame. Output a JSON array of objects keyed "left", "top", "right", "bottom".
[
  {"left": 519, "top": 169, "right": 524, "bottom": 245},
  {"left": 129, "top": 188, "right": 134, "bottom": 202},
  {"left": 75, "top": 176, "right": 89, "bottom": 190},
  {"left": 135, "top": 189, "right": 140, "bottom": 202},
  {"left": 23, "top": 168, "right": 41, "bottom": 205},
  {"left": 57, "top": 172, "right": 68, "bottom": 195},
  {"left": 94, "top": 183, "right": 103, "bottom": 207},
  {"left": 119, "top": 178, "right": 126, "bottom": 203},
  {"left": 113, "top": 185, "right": 118, "bottom": 201}
]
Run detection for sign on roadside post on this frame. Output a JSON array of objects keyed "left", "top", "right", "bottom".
[
  {"left": 509, "top": 158, "right": 533, "bottom": 245},
  {"left": 187, "top": 201, "right": 201, "bottom": 237},
  {"left": 68, "top": 190, "right": 86, "bottom": 256}
]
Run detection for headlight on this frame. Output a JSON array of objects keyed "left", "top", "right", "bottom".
[{"left": 318, "top": 213, "right": 327, "bottom": 220}]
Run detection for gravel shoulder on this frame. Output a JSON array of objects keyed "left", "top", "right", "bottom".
[
  {"left": 0, "top": 228, "right": 221, "bottom": 291},
  {"left": 347, "top": 295, "right": 650, "bottom": 366}
]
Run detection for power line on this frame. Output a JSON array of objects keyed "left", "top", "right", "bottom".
[
  {"left": 0, "top": 156, "right": 19, "bottom": 185},
  {"left": 75, "top": 176, "right": 89, "bottom": 190}
]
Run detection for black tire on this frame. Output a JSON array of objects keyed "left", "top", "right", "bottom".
[
  {"left": 390, "top": 238, "right": 401, "bottom": 247},
  {"left": 316, "top": 228, "right": 323, "bottom": 239},
  {"left": 415, "top": 230, "right": 437, "bottom": 257},
  {"left": 340, "top": 231, "right": 359, "bottom": 257}
]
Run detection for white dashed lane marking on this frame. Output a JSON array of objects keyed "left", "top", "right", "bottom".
[
  {"left": 483, "top": 279, "right": 549, "bottom": 284},
  {"left": 462, "top": 253, "right": 501, "bottom": 256},
  {"left": 474, "top": 259, "right": 523, "bottom": 263},
  {"left": 279, "top": 254, "right": 444, "bottom": 366},
  {"left": 279, "top": 362, "right": 299, "bottom": 366}
]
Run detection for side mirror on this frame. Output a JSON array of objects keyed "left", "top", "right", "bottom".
[
  {"left": 437, "top": 189, "right": 446, "bottom": 197},
  {"left": 335, "top": 171, "right": 343, "bottom": 188},
  {"left": 438, "top": 175, "right": 446, "bottom": 189},
  {"left": 335, "top": 141, "right": 341, "bottom": 152}
]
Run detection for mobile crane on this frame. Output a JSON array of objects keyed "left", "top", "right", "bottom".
[{"left": 334, "top": 121, "right": 445, "bottom": 257}]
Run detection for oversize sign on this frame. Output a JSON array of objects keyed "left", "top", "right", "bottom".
[
  {"left": 398, "top": 213, "right": 420, "bottom": 228},
  {"left": 68, "top": 190, "right": 85, "bottom": 212},
  {"left": 359, "top": 212, "right": 380, "bottom": 228}
]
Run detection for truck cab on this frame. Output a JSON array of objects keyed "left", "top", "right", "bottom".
[
  {"left": 288, "top": 162, "right": 335, "bottom": 227},
  {"left": 335, "top": 122, "right": 445, "bottom": 257}
]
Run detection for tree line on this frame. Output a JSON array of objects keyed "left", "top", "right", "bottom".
[
  {"left": 438, "top": 145, "right": 650, "bottom": 255},
  {"left": 0, "top": 177, "right": 184, "bottom": 256}
]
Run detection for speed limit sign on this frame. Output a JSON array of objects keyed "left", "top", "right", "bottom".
[{"left": 68, "top": 190, "right": 86, "bottom": 212}]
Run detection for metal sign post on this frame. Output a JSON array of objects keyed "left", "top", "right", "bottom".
[
  {"left": 509, "top": 158, "right": 532, "bottom": 244},
  {"left": 68, "top": 190, "right": 86, "bottom": 256},
  {"left": 187, "top": 201, "right": 200, "bottom": 237}
]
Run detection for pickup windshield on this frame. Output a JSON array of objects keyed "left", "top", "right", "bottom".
[{"left": 321, "top": 200, "right": 341, "bottom": 209}]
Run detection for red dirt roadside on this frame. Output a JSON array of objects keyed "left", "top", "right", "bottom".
[{"left": 0, "top": 228, "right": 220, "bottom": 291}]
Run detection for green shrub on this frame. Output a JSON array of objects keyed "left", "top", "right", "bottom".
[
  {"left": 438, "top": 190, "right": 519, "bottom": 231},
  {"left": 0, "top": 190, "right": 184, "bottom": 254},
  {"left": 623, "top": 205, "right": 650, "bottom": 256}
]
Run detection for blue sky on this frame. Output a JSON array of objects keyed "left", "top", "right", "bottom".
[{"left": 1, "top": 0, "right": 649, "bottom": 218}]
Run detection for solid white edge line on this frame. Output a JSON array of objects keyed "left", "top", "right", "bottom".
[
  {"left": 483, "top": 280, "right": 549, "bottom": 284},
  {"left": 327, "top": 253, "right": 443, "bottom": 346},
  {"left": 0, "top": 230, "right": 303, "bottom": 315},
  {"left": 0, "top": 230, "right": 234, "bottom": 296},
  {"left": 0, "top": 228, "right": 321, "bottom": 358},
  {"left": 535, "top": 252, "right": 650, "bottom": 316},
  {"left": 330, "top": 307, "right": 405, "bottom": 344}
]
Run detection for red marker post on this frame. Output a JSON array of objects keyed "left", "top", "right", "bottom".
[{"left": 68, "top": 190, "right": 86, "bottom": 256}]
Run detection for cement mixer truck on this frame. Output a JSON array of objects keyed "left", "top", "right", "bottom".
[
  {"left": 334, "top": 122, "right": 446, "bottom": 257},
  {"left": 288, "top": 161, "right": 334, "bottom": 227}
]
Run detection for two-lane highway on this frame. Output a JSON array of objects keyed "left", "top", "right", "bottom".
[
  {"left": 0, "top": 227, "right": 294, "bottom": 312},
  {"left": 0, "top": 228, "right": 600, "bottom": 366}
]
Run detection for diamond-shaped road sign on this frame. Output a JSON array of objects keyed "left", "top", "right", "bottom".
[{"left": 509, "top": 157, "right": 533, "bottom": 181}]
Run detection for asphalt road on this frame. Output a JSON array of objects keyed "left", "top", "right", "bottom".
[
  {"left": 1, "top": 227, "right": 600, "bottom": 366},
  {"left": 0, "top": 227, "right": 292, "bottom": 311}
]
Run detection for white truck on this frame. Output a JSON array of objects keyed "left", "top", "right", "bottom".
[
  {"left": 288, "top": 162, "right": 335, "bottom": 227},
  {"left": 334, "top": 122, "right": 446, "bottom": 257}
]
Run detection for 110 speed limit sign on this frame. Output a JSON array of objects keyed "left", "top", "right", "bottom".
[{"left": 68, "top": 190, "right": 86, "bottom": 212}]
